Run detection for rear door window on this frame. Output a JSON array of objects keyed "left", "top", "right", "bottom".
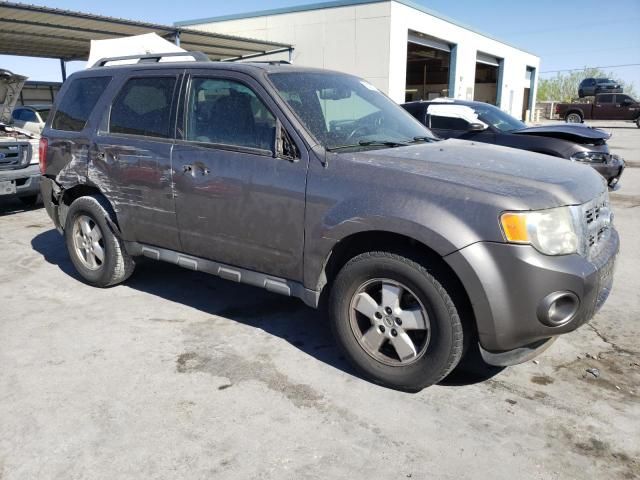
[
  {"left": 597, "top": 94, "right": 614, "bottom": 104},
  {"left": 110, "top": 77, "right": 177, "bottom": 138},
  {"left": 52, "top": 76, "right": 111, "bottom": 132},
  {"left": 185, "top": 77, "right": 276, "bottom": 152}
]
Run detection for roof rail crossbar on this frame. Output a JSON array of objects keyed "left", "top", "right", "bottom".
[{"left": 93, "top": 51, "right": 210, "bottom": 67}]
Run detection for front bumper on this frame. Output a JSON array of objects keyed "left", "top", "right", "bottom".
[
  {"left": 590, "top": 155, "right": 625, "bottom": 188},
  {"left": 0, "top": 164, "right": 41, "bottom": 198},
  {"left": 445, "top": 228, "right": 619, "bottom": 364}
]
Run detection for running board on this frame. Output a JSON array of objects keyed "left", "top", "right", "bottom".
[{"left": 125, "top": 241, "right": 320, "bottom": 308}]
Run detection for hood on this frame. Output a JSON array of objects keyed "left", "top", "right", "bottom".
[
  {"left": 0, "top": 69, "right": 27, "bottom": 125},
  {"left": 349, "top": 139, "right": 605, "bottom": 210},
  {"left": 511, "top": 124, "right": 610, "bottom": 144}
]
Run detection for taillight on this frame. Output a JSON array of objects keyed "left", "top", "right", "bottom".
[{"left": 39, "top": 137, "right": 48, "bottom": 175}]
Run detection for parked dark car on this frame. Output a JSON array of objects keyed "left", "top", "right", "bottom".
[
  {"left": 578, "top": 78, "right": 622, "bottom": 98},
  {"left": 556, "top": 93, "right": 640, "bottom": 127},
  {"left": 40, "top": 53, "right": 618, "bottom": 391},
  {"left": 402, "top": 99, "right": 625, "bottom": 188}
]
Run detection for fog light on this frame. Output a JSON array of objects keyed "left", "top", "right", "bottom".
[{"left": 537, "top": 291, "right": 579, "bottom": 326}]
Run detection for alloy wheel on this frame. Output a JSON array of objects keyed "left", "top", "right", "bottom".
[
  {"left": 349, "top": 278, "right": 431, "bottom": 366},
  {"left": 72, "top": 214, "right": 105, "bottom": 270}
]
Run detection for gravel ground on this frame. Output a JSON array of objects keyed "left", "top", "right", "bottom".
[{"left": 1, "top": 122, "right": 638, "bottom": 479}]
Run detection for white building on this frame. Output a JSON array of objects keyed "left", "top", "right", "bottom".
[{"left": 176, "top": 0, "right": 540, "bottom": 120}]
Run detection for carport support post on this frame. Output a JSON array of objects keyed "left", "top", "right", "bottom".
[{"left": 59, "top": 59, "right": 66, "bottom": 82}]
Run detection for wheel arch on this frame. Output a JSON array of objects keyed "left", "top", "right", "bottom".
[
  {"left": 57, "top": 184, "right": 121, "bottom": 235},
  {"left": 316, "top": 230, "right": 477, "bottom": 336},
  {"left": 565, "top": 109, "right": 584, "bottom": 122}
]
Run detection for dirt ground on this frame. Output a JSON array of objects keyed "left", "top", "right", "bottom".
[{"left": 1, "top": 121, "right": 638, "bottom": 480}]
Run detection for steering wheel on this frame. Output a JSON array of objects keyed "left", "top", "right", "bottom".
[{"left": 345, "top": 125, "right": 370, "bottom": 142}]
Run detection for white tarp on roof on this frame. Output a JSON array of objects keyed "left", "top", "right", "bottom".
[{"left": 87, "top": 33, "right": 187, "bottom": 67}]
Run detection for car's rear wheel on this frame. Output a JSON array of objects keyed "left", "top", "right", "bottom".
[
  {"left": 64, "top": 195, "right": 135, "bottom": 287},
  {"left": 329, "top": 251, "right": 464, "bottom": 391},
  {"left": 566, "top": 112, "right": 582, "bottom": 123},
  {"left": 578, "top": 89, "right": 584, "bottom": 98},
  {"left": 636, "top": 117, "right": 640, "bottom": 128}
]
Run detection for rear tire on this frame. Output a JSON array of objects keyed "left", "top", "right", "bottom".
[
  {"left": 578, "top": 89, "right": 584, "bottom": 98},
  {"left": 64, "top": 195, "right": 135, "bottom": 287},
  {"left": 329, "top": 251, "right": 464, "bottom": 391},
  {"left": 566, "top": 112, "right": 582, "bottom": 123},
  {"left": 636, "top": 117, "right": 640, "bottom": 128}
]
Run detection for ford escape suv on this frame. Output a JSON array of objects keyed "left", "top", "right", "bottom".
[{"left": 40, "top": 53, "right": 619, "bottom": 391}]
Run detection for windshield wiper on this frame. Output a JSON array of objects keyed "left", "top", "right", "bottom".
[
  {"left": 410, "top": 136, "right": 438, "bottom": 143},
  {"left": 327, "top": 139, "right": 409, "bottom": 151}
]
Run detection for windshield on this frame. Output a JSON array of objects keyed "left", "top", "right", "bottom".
[
  {"left": 472, "top": 103, "right": 526, "bottom": 132},
  {"left": 37, "top": 109, "right": 50, "bottom": 122},
  {"left": 268, "top": 72, "right": 436, "bottom": 150},
  {"left": 596, "top": 79, "right": 613, "bottom": 84}
]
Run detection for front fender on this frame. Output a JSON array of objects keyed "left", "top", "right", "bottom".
[{"left": 302, "top": 190, "right": 497, "bottom": 290}]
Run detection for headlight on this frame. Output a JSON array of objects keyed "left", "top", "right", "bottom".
[
  {"left": 570, "top": 151, "right": 609, "bottom": 163},
  {"left": 500, "top": 207, "right": 579, "bottom": 255}
]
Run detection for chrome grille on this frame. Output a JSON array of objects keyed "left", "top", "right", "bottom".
[
  {"left": 0, "top": 142, "right": 28, "bottom": 170},
  {"left": 581, "top": 191, "right": 611, "bottom": 259}
]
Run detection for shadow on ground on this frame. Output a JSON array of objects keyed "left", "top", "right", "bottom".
[
  {"left": 0, "top": 197, "right": 43, "bottom": 217},
  {"left": 30, "top": 228, "right": 503, "bottom": 389}
]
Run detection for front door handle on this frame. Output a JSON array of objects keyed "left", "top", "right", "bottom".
[{"left": 183, "top": 164, "right": 210, "bottom": 176}]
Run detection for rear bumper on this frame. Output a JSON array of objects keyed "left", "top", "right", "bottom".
[
  {"left": 0, "top": 164, "right": 41, "bottom": 198},
  {"left": 40, "top": 176, "right": 63, "bottom": 232},
  {"left": 445, "top": 229, "right": 619, "bottom": 363}
]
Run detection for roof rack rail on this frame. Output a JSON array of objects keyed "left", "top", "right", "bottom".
[
  {"left": 93, "top": 51, "right": 210, "bottom": 68},
  {"left": 250, "top": 60, "right": 292, "bottom": 65}
]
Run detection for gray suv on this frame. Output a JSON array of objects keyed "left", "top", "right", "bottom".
[{"left": 40, "top": 54, "right": 619, "bottom": 391}]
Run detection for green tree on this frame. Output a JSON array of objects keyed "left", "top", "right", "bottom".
[{"left": 537, "top": 68, "right": 637, "bottom": 101}]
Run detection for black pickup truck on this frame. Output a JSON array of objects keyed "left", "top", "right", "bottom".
[{"left": 556, "top": 93, "right": 640, "bottom": 126}]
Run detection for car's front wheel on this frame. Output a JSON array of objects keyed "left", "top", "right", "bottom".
[
  {"left": 64, "top": 195, "right": 135, "bottom": 287},
  {"left": 329, "top": 251, "right": 464, "bottom": 391},
  {"left": 566, "top": 112, "right": 582, "bottom": 123}
]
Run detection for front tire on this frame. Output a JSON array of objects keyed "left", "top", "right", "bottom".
[
  {"left": 566, "top": 112, "right": 582, "bottom": 123},
  {"left": 329, "top": 251, "right": 464, "bottom": 391},
  {"left": 64, "top": 195, "right": 135, "bottom": 287}
]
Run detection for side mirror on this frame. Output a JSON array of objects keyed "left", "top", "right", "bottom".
[{"left": 468, "top": 122, "right": 488, "bottom": 132}]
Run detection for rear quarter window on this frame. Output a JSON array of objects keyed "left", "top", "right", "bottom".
[{"left": 52, "top": 76, "right": 111, "bottom": 132}]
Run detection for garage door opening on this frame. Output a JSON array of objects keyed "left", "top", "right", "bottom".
[
  {"left": 405, "top": 32, "right": 453, "bottom": 102},
  {"left": 522, "top": 66, "right": 536, "bottom": 121},
  {"left": 474, "top": 52, "right": 501, "bottom": 105}
]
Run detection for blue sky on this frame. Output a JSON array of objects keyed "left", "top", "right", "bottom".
[{"left": 2, "top": 0, "right": 639, "bottom": 88}]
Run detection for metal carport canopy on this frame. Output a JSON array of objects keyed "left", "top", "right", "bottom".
[{"left": 0, "top": 2, "right": 292, "bottom": 63}]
